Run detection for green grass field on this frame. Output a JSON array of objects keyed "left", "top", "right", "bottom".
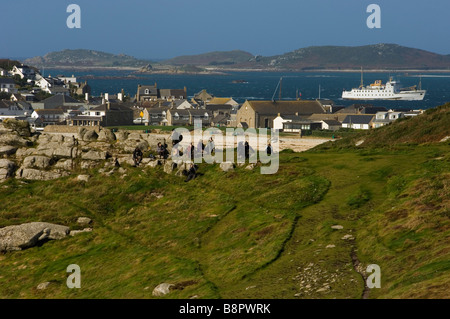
[
  {"left": 0, "top": 105, "right": 449, "bottom": 299},
  {"left": 0, "top": 143, "right": 448, "bottom": 298}
]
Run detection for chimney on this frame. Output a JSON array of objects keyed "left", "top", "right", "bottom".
[
  {"left": 184, "top": 86, "right": 187, "bottom": 93},
  {"left": 118, "top": 92, "right": 123, "bottom": 101},
  {"left": 85, "top": 93, "right": 89, "bottom": 101},
  {"left": 102, "top": 98, "right": 105, "bottom": 104},
  {"left": 107, "top": 102, "right": 111, "bottom": 110},
  {"left": 105, "top": 93, "right": 109, "bottom": 101}
]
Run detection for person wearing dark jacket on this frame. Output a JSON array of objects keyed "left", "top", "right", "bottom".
[
  {"left": 184, "top": 163, "right": 198, "bottom": 182},
  {"left": 266, "top": 143, "right": 272, "bottom": 156},
  {"left": 133, "top": 147, "right": 143, "bottom": 166},
  {"left": 244, "top": 141, "right": 254, "bottom": 160},
  {"left": 157, "top": 142, "right": 166, "bottom": 159},
  {"left": 188, "top": 143, "right": 195, "bottom": 161}
]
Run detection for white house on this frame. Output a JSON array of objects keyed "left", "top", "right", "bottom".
[
  {"left": 321, "top": 119, "right": 342, "bottom": 131},
  {"left": 342, "top": 115, "right": 374, "bottom": 130},
  {"left": 48, "top": 86, "right": 70, "bottom": 96},
  {"left": 372, "top": 111, "right": 404, "bottom": 128},
  {"left": 0, "top": 68, "right": 8, "bottom": 76},
  {"left": 58, "top": 75, "right": 77, "bottom": 84},
  {"left": 11, "top": 64, "right": 36, "bottom": 80},
  {"left": 35, "top": 77, "right": 52, "bottom": 90},
  {"left": 0, "top": 78, "right": 18, "bottom": 93},
  {"left": 174, "top": 100, "right": 193, "bottom": 110},
  {"left": 31, "top": 109, "right": 65, "bottom": 125},
  {"left": 273, "top": 114, "right": 302, "bottom": 131},
  {"left": 87, "top": 105, "right": 107, "bottom": 117},
  {"left": 0, "top": 109, "right": 29, "bottom": 121}
]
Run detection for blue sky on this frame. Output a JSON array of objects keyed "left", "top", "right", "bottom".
[{"left": 2, "top": 0, "right": 450, "bottom": 59}]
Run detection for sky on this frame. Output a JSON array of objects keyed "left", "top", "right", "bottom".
[{"left": 1, "top": 0, "right": 450, "bottom": 60}]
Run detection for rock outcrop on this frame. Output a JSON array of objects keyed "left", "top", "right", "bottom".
[
  {"left": 0, "top": 159, "right": 16, "bottom": 180},
  {"left": 81, "top": 150, "right": 109, "bottom": 161},
  {"left": 152, "top": 283, "right": 174, "bottom": 296},
  {"left": 0, "top": 222, "right": 70, "bottom": 252},
  {"left": 0, "top": 146, "right": 18, "bottom": 156},
  {"left": 0, "top": 120, "right": 197, "bottom": 182},
  {"left": 16, "top": 168, "right": 69, "bottom": 181},
  {"left": 2, "top": 119, "right": 31, "bottom": 137},
  {"left": 220, "top": 162, "right": 235, "bottom": 172},
  {"left": 23, "top": 156, "right": 54, "bottom": 169},
  {"left": 83, "top": 130, "right": 99, "bottom": 141},
  {"left": 0, "top": 132, "right": 31, "bottom": 147},
  {"left": 98, "top": 129, "right": 116, "bottom": 142}
]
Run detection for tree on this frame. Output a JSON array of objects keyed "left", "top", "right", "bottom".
[
  {"left": 0, "top": 92, "right": 12, "bottom": 100},
  {"left": 12, "top": 75, "right": 28, "bottom": 87}
]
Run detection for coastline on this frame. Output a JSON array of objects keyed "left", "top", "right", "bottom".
[{"left": 42, "top": 65, "right": 450, "bottom": 74}]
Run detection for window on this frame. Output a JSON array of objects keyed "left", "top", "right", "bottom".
[{"left": 145, "top": 89, "right": 149, "bottom": 94}]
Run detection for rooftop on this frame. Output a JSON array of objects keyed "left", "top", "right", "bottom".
[
  {"left": 246, "top": 100, "right": 326, "bottom": 116},
  {"left": 342, "top": 114, "right": 375, "bottom": 125}
]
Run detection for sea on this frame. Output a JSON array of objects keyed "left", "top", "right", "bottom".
[{"left": 45, "top": 69, "right": 450, "bottom": 110}]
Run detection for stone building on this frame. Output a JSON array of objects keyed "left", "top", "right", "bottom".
[{"left": 236, "top": 100, "right": 326, "bottom": 129}]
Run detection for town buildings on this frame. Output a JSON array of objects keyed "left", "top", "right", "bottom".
[{"left": 0, "top": 64, "right": 417, "bottom": 132}]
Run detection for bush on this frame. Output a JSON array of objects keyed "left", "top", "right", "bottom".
[{"left": 347, "top": 186, "right": 372, "bottom": 208}]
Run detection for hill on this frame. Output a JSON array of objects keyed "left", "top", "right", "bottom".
[
  {"left": 22, "top": 44, "right": 450, "bottom": 71},
  {"left": 317, "top": 103, "right": 450, "bottom": 150},
  {"left": 24, "top": 49, "right": 152, "bottom": 68},
  {"left": 163, "top": 50, "right": 254, "bottom": 66},
  {"left": 0, "top": 59, "right": 22, "bottom": 71},
  {"left": 232, "top": 44, "right": 450, "bottom": 71},
  {"left": 0, "top": 106, "right": 449, "bottom": 299}
]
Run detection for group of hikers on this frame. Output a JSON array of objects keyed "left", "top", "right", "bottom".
[
  {"left": 132, "top": 144, "right": 198, "bottom": 182},
  {"left": 130, "top": 129, "right": 274, "bottom": 182}
]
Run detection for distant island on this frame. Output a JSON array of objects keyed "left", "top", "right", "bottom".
[
  {"left": 23, "top": 44, "right": 450, "bottom": 72},
  {"left": 24, "top": 49, "right": 151, "bottom": 69}
]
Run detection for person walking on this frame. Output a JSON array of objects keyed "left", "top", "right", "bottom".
[
  {"left": 208, "top": 137, "right": 215, "bottom": 154},
  {"left": 266, "top": 142, "right": 272, "bottom": 156},
  {"left": 188, "top": 142, "right": 195, "bottom": 161}
]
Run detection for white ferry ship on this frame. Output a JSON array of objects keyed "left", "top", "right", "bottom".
[{"left": 342, "top": 73, "right": 426, "bottom": 101}]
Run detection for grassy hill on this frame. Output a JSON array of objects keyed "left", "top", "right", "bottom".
[
  {"left": 0, "top": 105, "right": 449, "bottom": 299},
  {"left": 22, "top": 44, "right": 450, "bottom": 71},
  {"left": 24, "top": 49, "right": 152, "bottom": 68},
  {"left": 0, "top": 59, "right": 22, "bottom": 71},
  {"left": 237, "top": 44, "right": 450, "bottom": 71},
  {"left": 163, "top": 50, "right": 254, "bottom": 66},
  {"left": 317, "top": 103, "right": 450, "bottom": 150}
]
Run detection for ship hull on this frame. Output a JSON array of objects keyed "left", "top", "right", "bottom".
[{"left": 342, "top": 90, "right": 426, "bottom": 101}]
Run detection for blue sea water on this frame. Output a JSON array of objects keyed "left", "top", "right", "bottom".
[{"left": 46, "top": 69, "right": 450, "bottom": 110}]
